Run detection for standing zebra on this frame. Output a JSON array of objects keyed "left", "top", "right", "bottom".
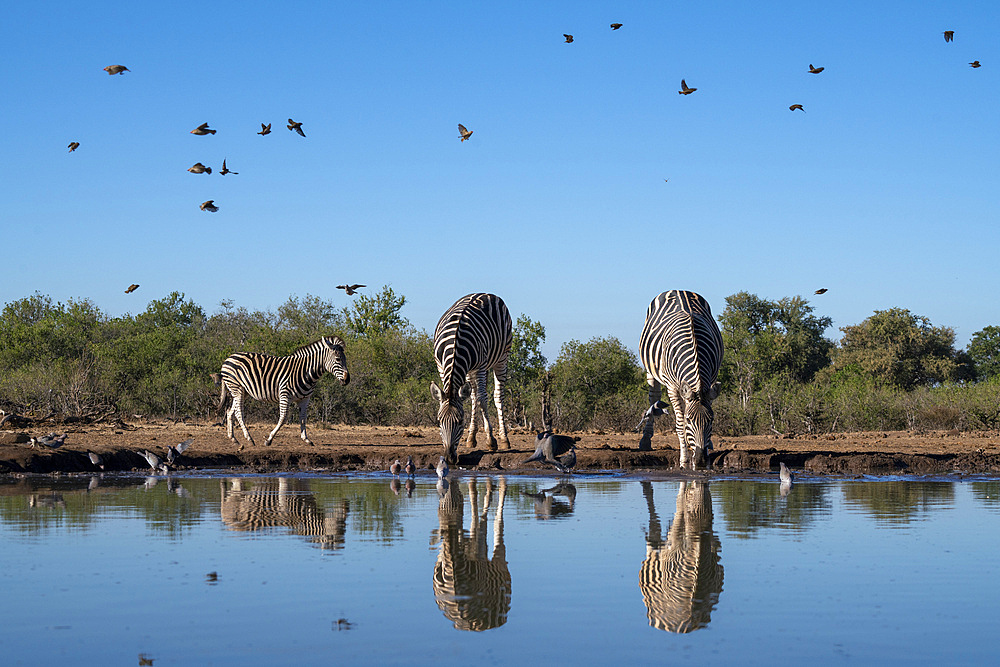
[
  {"left": 217, "top": 336, "right": 349, "bottom": 450},
  {"left": 431, "top": 293, "right": 513, "bottom": 465},
  {"left": 638, "top": 291, "right": 723, "bottom": 469}
]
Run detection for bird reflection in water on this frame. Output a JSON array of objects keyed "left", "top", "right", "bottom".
[
  {"left": 431, "top": 477, "right": 510, "bottom": 631},
  {"left": 638, "top": 481, "right": 723, "bottom": 633},
  {"left": 522, "top": 482, "right": 577, "bottom": 520}
]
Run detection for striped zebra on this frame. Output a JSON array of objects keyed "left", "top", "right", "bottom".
[
  {"left": 638, "top": 290, "right": 723, "bottom": 469},
  {"left": 431, "top": 293, "right": 513, "bottom": 464},
  {"left": 217, "top": 336, "right": 349, "bottom": 450}
]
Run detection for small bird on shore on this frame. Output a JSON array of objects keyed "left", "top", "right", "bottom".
[
  {"left": 404, "top": 455, "right": 416, "bottom": 477},
  {"left": 610, "top": 23, "right": 622, "bottom": 30},
  {"left": 943, "top": 30, "right": 954, "bottom": 42},
  {"left": 88, "top": 451, "right": 105, "bottom": 470},
  {"left": 789, "top": 104, "right": 805, "bottom": 112},
  {"left": 558, "top": 445, "right": 577, "bottom": 472},
  {"left": 808, "top": 64, "right": 824, "bottom": 74},
  {"left": 190, "top": 122, "right": 216, "bottom": 136},
  {"left": 390, "top": 459, "right": 402, "bottom": 476},
  {"left": 104, "top": 64, "right": 129, "bottom": 75},
  {"left": 458, "top": 124, "right": 473, "bottom": 142},
  {"left": 125, "top": 284, "right": 140, "bottom": 293},
  {"left": 679, "top": 79, "right": 697, "bottom": 95},
  {"left": 636, "top": 400, "right": 670, "bottom": 431},
  {"left": 779, "top": 461, "right": 793, "bottom": 484},
  {"left": 220, "top": 158, "right": 237, "bottom": 175},
  {"left": 31, "top": 434, "right": 67, "bottom": 449},
  {"left": 337, "top": 284, "right": 365, "bottom": 295},
  {"left": 436, "top": 456, "right": 449, "bottom": 479},
  {"left": 258, "top": 123, "right": 272, "bottom": 135},
  {"left": 139, "top": 450, "right": 167, "bottom": 473},
  {"left": 200, "top": 200, "right": 219, "bottom": 212},
  {"left": 815, "top": 288, "right": 828, "bottom": 295},
  {"left": 970, "top": 60, "right": 981, "bottom": 68},
  {"left": 188, "top": 162, "right": 211, "bottom": 174},
  {"left": 287, "top": 119, "right": 306, "bottom": 136},
  {"left": 563, "top": 34, "right": 574, "bottom": 43},
  {"left": 165, "top": 438, "right": 193, "bottom": 465},
  {"left": 68, "top": 142, "right": 80, "bottom": 152}
]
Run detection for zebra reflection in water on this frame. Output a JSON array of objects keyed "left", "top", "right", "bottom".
[
  {"left": 432, "top": 477, "right": 510, "bottom": 631},
  {"left": 220, "top": 478, "right": 349, "bottom": 550},
  {"left": 638, "top": 481, "right": 723, "bottom": 633}
]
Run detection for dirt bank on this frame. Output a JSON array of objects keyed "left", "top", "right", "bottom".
[{"left": 3, "top": 421, "right": 1000, "bottom": 476}]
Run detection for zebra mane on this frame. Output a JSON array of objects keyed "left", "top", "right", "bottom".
[{"left": 291, "top": 336, "right": 344, "bottom": 356}]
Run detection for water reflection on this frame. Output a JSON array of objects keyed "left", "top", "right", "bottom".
[
  {"left": 522, "top": 482, "right": 577, "bottom": 520},
  {"left": 716, "top": 480, "right": 832, "bottom": 537},
  {"left": 638, "top": 481, "right": 723, "bottom": 633},
  {"left": 220, "top": 478, "right": 349, "bottom": 549},
  {"left": 431, "top": 477, "right": 511, "bottom": 631},
  {"left": 841, "top": 481, "right": 955, "bottom": 524}
]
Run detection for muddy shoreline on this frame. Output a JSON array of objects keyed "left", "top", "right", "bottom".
[{"left": 3, "top": 422, "right": 1000, "bottom": 477}]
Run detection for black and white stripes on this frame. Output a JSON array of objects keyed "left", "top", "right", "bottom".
[
  {"left": 218, "top": 336, "right": 349, "bottom": 450},
  {"left": 638, "top": 291, "right": 724, "bottom": 468},
  {"left": 430, "top": 293, "right": 513, "bottom": 464}
]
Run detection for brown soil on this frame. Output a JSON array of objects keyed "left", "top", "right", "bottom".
[{"left": 4, "top": 420, "right": 1000, "bottom": 476}]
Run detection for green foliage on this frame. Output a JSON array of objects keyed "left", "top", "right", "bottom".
[
  {"left": 343, "top": 286, "right": 407, "bottom": 338},
  {"left": 507, "top": 315, "right": 547, "bottom": 428},
  {"left": 550, "top": 336, "right": 645, "bottom": 431},
  {"left": 967, "top": 326, "right": 1000, "bottom": 380}
]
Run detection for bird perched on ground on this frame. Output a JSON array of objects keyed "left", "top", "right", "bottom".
[
  {"left": 30, "top": 434, "right": 67, "bottom": 449},
  {"left": 970, "top": 60, "right": 981, "bottom": 68},
  {"left": 165, "top": 438, "right": 193, "bottom": 465},
  {"left": 88, "top": 451, "right": 105, "bottom": 470},
  {"left": 808, "top": 64, "right": 824, "bottom": 74},
  {"left": 125, "top": 284, "right": 140, "bottom": 293},
  {"left": 610, "top": 23, "right": 622, "bottom": 30},
  {"left": 635, "top": 400, "right": 670, "bottom": 431},
  {"left": 190, "top": 122, "right": 216, "bottom": 136},
  {"left": 943, "top": 30, "right": 954, "bottom": 42},
  {"left": 287, "top": 119, "right": 305, "bottom": 136},
  {"left": 200, "top": 200, "right": 219, "bottom": 212},
  {"left": 104, "top": 65, "right": 129, "bottom": 75},
  {"left": 814, "top": 288, "right": 828, "bottom": 295},
  {"left": 390, "top": 459, "right": 402, "bottom": 476},
  {"left": 523, "top": 431, "right": 578, "bottom": 473},
  {"left": 458, "top": 124, "right": 473, "bottom": 142},
  {"left": 563, "top": 34, "right": 574, "bottom": 43},
  {"left": 187, "top": 162, "right": 211, "bottom": 174},
  {"left": 68, "top": 142, "right": 80, "bottom": 152},
  {"left": 139, "top": 450, "right": 167, "bottom": 473},
  {"left": 557, "top": 445, "right": 577, "bottom": 472},
  {"left": 337, "top": 284, "right": 366, "bottom": 295},
  {"left": 258, "top": 123, "right": 272, "bottom": 135},
  {"left": 789, "top": 104, "right": 805, "bottom": 112},
  {"left": 678, "top": 79, "right": 697, "bottom": 95},
  {"left": 220, "top": 158, "right": 237, "bottom": 175},
  {"left": 404, "top": 455, "right": 416, "bottom": 477},
  {"left": 436, "top": 456, "right": 449, "bottom": 479},
  {"left": 780, "top": 461, "right": 793, "bottom": 484}
]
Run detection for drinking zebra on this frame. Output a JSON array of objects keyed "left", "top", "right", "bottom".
[
  {"left": 431, "top": 293, "right": 513, "bottom": 464},
  {"left": 217, "top": 336, "right": 350, "bottom": 450},
  {"left": 638, "top": 291, "right": 723, "bottom": 469}
]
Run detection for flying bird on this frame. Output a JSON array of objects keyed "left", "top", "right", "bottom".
[
  {"left": 200, "top": 200, "right": 219, "bottom": 212},
  {"left": 165, "top": 438, "right": 193, "bottom": 465},
  {"left": 220, "top": 158, "right": 237, "bottom": 175},
  {"left": 125, "top": 284, "right": 140, "bottom": 293},
  {"left": 969, "top": 60, "right": 981, "bottom": 68},
  {"left": 187, "top": 162, "right": 211, "bottom": 174},
  {"left": 404, "top": 455, "right": 416, "bottom": 477},
  {"left": 68, "top": 142, "right": 80, "bottom": 152},
  {"left": 436, "top": 456, "right": 449, "bottom": 479},
  {"left": 523, "top": 431, "right": 578, "bottom": 473},
  {"left": 814, "top": 288, "right": 828, "bottom": 295},
  {"left": 563, "top": 34, "right": 574, "bottom": 43},
  {"left": 104, "top": 65, "right": 129, "bottom": 75},
  {"left": 337, "top": 284, "right": 365, "bottom": 295},
  {"left": 258, "top": 123, "right": 272, "bottom": 136},
  {"left": 636, "top": 401, "right": 670, "bottom": 431},
  {"left": 808, "top": 64, "right": 824, "bottom": 74},
  {"left": 610, "top": 23, "right": 623, "bottom": 30},
  {"left": 458, "top": 124, "right": 473, "bottom": 141},
  {"left": 30, "top": 434, "right": 67, "bottom": 449},
  {"left": 140, "top": 450, "right": 163, "bottom": 471},
  {"left": 190, "top": 122, "right": 216, "bottom": 136},
  {"left": 943, "top": 30, "right": 954, "bottom": 42},
  {"left": 287, "top": 119, "right": 306, "bottom": 136},
  {"left": 678, "top": 79, "right": 697, "bottom": 95},
  {"left": 390, "top": 459, "right": 402, "bottom": 476},
  {"left": 789, "top": 104, "right": 805, "bottom": 112}
]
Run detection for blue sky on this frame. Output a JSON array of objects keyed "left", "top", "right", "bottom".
[{"left": 4, "top": 1, "right": 997, "bottom": 359}]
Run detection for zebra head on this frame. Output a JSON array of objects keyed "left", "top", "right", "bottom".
[
  {"left": 321, "top": 336, "right": 350, "bottom": 385},
  {"left": 682, "top": 383, "right": 719, "bottom": 464},
  {"left": 430, "top": 381, "right": 472, "bottom": 464}
]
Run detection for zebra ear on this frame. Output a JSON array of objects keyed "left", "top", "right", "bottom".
[
  {"left": 430, "top": 382, "right": 444, "bottom": 403},
  {"left": 459, "top": 382, "right": 473, "bottom": 401}
]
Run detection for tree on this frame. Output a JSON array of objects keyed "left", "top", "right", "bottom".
[
  {"left": 506, "top": 315, "right": 547, "bottom": 427},
  {"left": 343, "top": 286, "right": 408, "bottom": 338},
  {"left": 968, "top": 326, "right": 1000, "bottom": 381},
  {"left": 550, "top": 336, "right": 644, "bottom": 430},
  {"left": 835, "top": 308, "right": 973, "bottom": 389}
]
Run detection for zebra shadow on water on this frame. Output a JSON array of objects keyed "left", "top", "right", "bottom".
[
  {"left": 220, "top": 478, "right": 349, "bottom": 550},
  {"left": 431, "top": 476, "right": 510, "bottom": 631},
  {"left": 638, "top": 480, "right": 724, "bottom": 633}
]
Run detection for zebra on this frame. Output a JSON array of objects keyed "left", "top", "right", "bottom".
[
  {"left": 430, "top": 293, "right": 513, "bottom": 464},
  {"left": 217, "top": 336, "right": 349, "bottom": 450},
  {"left": 638, "top": 290, "right": 723, "bottom": 469}
]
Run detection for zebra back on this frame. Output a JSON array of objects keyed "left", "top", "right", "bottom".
[
  {"left": 433, "top": 293, "right": 512, "bottom": 400},
  {"left": 640, "top": 290, "right": 723, "bottom": 394},
  {"left": 220, "top": 336, "right": 349, "bottom": 403}
]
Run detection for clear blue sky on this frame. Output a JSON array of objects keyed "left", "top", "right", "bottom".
[{"left": 5, "top": 1, "right": 997, "bottom": 359}]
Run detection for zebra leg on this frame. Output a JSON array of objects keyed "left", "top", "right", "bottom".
[
  {"left": 297, "top": 398, "right": 313, "bottom": 446},
  {"left": 465, "top": 372, "right": 482, "bottom": 449},
  {"left": 638, "top": 376, "right": 661, "bottom": 451},
  {"left": 230, "top": 393, "right": 256, "bottom": 451},
  {"left": 492, "top": 361, "right": 511, "bottom": 450},
  {"left": 265, "top": 392, "right": 291, "bottom": 447},
  {"left": 667, "top": 384, "right": 690, "bottom": 469}
]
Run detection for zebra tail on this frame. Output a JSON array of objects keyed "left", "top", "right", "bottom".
[{"left": 217, "top": 381, "right": 230, "bottom": 415}]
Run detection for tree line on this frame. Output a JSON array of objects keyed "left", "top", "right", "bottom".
[{"left": 1, "top": 288, "right": 998, "bottom": 434}]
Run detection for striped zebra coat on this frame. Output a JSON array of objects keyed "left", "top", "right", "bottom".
[
  {"left": 430, "top": 293, "right": 513, "bottom": 464},
  {"left": 217, "top": 336, "right": 349, "bottom": 450},
  {"left": 638, "top": 291, "right": 723, "bottom": 469}
]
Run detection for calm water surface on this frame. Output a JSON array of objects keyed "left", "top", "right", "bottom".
[{"left": 2, "top": 472, "right": 999, "bottom": 665}]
